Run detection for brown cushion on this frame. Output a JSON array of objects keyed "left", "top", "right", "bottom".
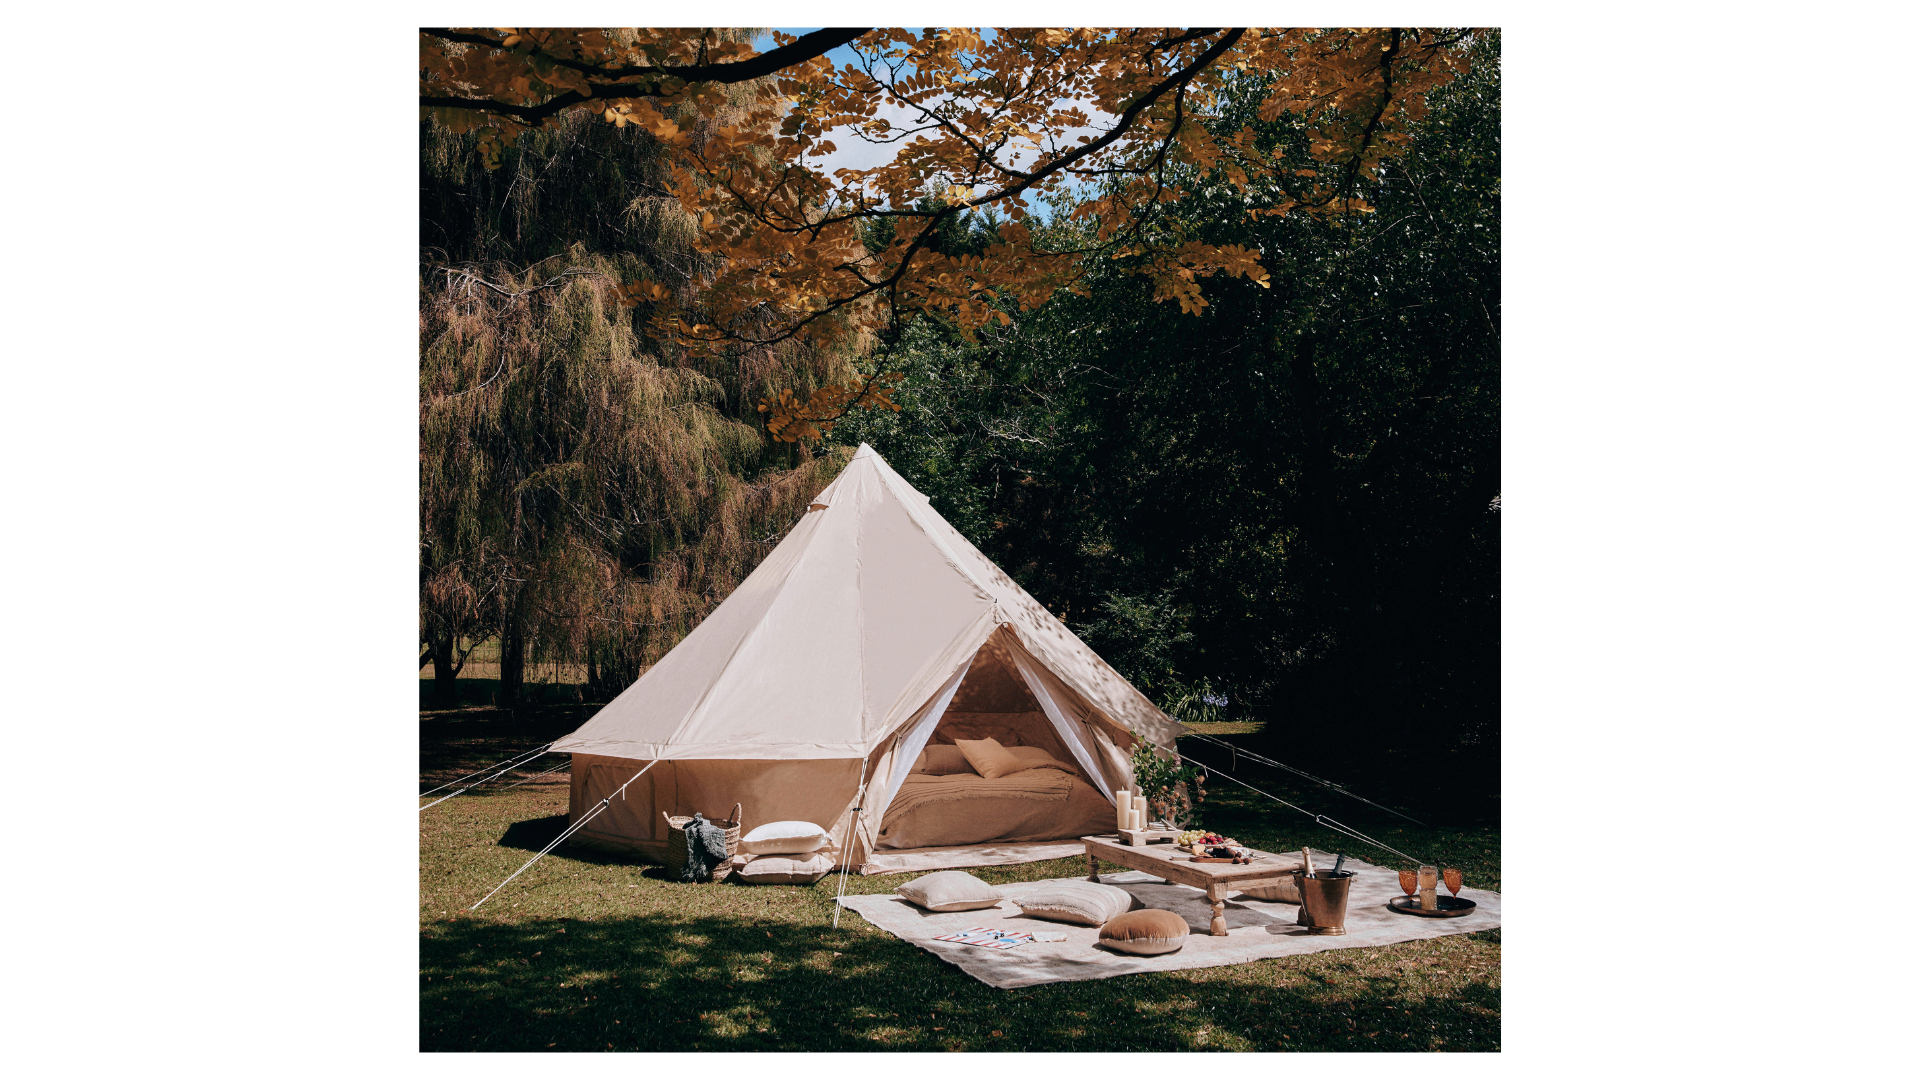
[
  {"left": 954, "top": 737, "right": 1024, "bottom": 780},
  {"left": 912, "top": 744, "right": 975, "bottom": 775},
  {"left": 1004, "top": 745, "right": 1075, "bottom": 772},
  {"left": 1099, "top": 909, "right": 1190, "bottom": 955}
]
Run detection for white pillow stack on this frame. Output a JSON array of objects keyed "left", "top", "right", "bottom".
[
  {"left": 737, "top": 820, "right": 835, "bottom": 885},
  {"left": 737, "top": 850, "right": 836, "bottom": 885}
]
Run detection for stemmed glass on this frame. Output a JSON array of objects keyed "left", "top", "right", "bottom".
[
  {"left": 1398, "top": 868, "right": 1418, "bottom": 907},
  {"left": 1443, "top": 868, "right": 1463, "bottom": 898}
]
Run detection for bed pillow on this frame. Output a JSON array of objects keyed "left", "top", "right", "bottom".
[
  {"left": 1011, "top": 880, "right": 1137, "bottom": 926},
  {"left": 1099, "top": 909, "right": 1189, "bottom": 955},
  {"left": 737, "top": 851, "right": 835, "bottom": 885},
  {"left": 739, "top": 820, "right": 832, "bottom": 856},
  {"left": 1005, "top": 745, "right": 1076, "bottom": 773},
  {"left": 953, "top": 737, "right": 1025, "bottom": 780},
  {"left": 895, "top": 870, "right": 1004, "bottom": 912},
  {"left": 912, "top": 744, "right": 975, "bottom": 775}
]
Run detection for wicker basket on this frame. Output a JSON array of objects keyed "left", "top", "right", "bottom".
[{"left": 663, "top": 803, "right": 742, "bottom": 882}]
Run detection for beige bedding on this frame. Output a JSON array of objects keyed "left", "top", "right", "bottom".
[{"left": 876, "top": 770, "right": 1116, "bottom": 850}]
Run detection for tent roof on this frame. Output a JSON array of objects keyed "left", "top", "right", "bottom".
[{"left": 553, "top": 444, "right": 1181, "bottom": 761}]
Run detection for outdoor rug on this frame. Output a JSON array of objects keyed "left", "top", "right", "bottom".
[
  {"left": 834, "top": 851, "right": 1501, "bottom": 989},
  {"left": 857, "top": 839, "right": 1089, "bottom": 876}
]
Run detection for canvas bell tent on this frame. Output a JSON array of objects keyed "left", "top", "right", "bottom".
[{"left": 553, "top": 444, "right": 1185, "bottom": 873}]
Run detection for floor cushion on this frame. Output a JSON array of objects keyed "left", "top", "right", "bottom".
[
  {"left": 739, "top": 820, "right": 831, "bottom": 855},
  {"left": 896, "top": 870, "right": 1004, "bottom": 912},
  {"left": 1011, "top": 880, "right": 1137, "bottom": 926},
  {"left": 737, "top": 851, "right": 835, "bottom": 885},
  {"left": 1099, "top": 909, "right": 1190, "bottom": 955}
]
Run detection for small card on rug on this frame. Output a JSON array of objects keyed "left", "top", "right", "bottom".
[{"left": 932, "top": 927, "right": 1034, "bottom": 950}]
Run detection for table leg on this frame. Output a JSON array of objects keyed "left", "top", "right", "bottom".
[
  {"left": 1208, "top": 888, "right": 1227, "bottom": 936},
  {"left": 1087, "top": 849, "right": 1100, "bottom": 882}
]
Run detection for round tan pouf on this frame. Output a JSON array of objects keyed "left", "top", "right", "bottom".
[{"left": 1099, "top": 909, "right": 1190, "bottom": 955}]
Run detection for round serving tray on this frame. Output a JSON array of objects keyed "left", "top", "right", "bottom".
[{"left": 1386, "top": 895, "right": 1476, "bottom": 918}]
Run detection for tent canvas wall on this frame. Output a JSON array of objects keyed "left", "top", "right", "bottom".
[{"left": 553, "top": 444, "right": 1184, "bottom": 871}]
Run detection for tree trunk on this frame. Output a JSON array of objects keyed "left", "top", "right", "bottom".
[
  {"left": 498, "top": 620, "right": 527, "bottom": 712},
  {"left": 428, "top": 633, "right": 460, "bottom": 709}
]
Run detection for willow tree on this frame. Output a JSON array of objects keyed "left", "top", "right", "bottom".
[{"left": 420, "top": 56, "right": 867, "bottom": 709}]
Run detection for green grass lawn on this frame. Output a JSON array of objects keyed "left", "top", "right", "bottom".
[{"left": 420, "top": 712, "right": 1499, "bottom": 1052}]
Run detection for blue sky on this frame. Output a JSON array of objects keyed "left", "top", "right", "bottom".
[{"left": 747, "top": 28, "right": 1097, "bottom": 198}]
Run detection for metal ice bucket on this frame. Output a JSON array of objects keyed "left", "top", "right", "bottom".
[{"left": 1292, "top": 869, "right": 1355, "bottom": 935}]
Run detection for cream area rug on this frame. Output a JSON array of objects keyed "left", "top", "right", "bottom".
[
  {"left": 834, "top": 851, "right": 1501, "bottom": 989},
  {"left": 857, "top": 840, "right": 1089, "bottom": 876}
]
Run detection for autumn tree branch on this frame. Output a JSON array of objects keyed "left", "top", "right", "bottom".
[{"left": 420, "top": 28, "right": 873, "bottom": 126}]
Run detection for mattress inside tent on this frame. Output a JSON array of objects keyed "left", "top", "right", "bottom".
[{"left": 865, "top": 633, "right": 1119, "bottom": 873}]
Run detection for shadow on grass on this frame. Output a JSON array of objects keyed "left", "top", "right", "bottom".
[
  {"left": 420, "top": 909, "right": 1499, "bottom": 1053},
  {"left": 499, "top": 815, "right": 571, "bottom": 853}
]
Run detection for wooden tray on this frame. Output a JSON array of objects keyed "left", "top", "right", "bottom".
[
  {"left": 1386, "top": 895, "right": 1476, "bottom": 918},
  {"left": 1184, "top": 855, "right": 1262, "bottom": 863}
]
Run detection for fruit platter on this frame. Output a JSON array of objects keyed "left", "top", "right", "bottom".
[{"left": 1173, "top": 830, "right": 1259, "bottom": 864}]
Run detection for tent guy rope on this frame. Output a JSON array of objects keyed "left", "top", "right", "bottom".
[
  {"left": 1179, "top": 730, "right": 1427, "bottom": 826},
  {"left": 1176, "top": 751, "right": 1432, "bottom": 868},
  {"left": 419, "top": 742, "right": 555, "bottom": 803},
  {"left": 494, "top": 759, "right": 571, "bottom": 792},
  {"left": 468, "top": 760, "right": 659, "bottom": 911}
]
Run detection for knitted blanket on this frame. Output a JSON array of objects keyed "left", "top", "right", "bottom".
[
  {"left": 679, "top": 813, "right": 732, "bottom": 883},
  {"left": 885, "top": 769, "right": 1074, "bottom": 820}
]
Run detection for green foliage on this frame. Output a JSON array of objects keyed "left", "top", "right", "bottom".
[
  {"left": 835, "top": 33, "right": 1502, "bottom": 778},
  {"left": 1076, "top": 591, "right": 1192, "bottom": 700},
  {"left": 1129, "top": 736, "right": 1207, "bottom": 829}
]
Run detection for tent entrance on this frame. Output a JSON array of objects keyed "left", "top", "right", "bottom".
[
  {"left": 861, "top": 631, "right": 1125, "bottom": 861},
  {"left": 923, "top": 631, "right": 1111, "bottom": 800}
]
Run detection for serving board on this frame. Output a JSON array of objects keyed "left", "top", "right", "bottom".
[{"left": 1385, "top": 895, "right": 1477, "bottom": 918}]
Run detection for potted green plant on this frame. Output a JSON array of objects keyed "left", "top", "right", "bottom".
[{"left": 1128, "top": 735, "right": 1207, "bottom": 831}]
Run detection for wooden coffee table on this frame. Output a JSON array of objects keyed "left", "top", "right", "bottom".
[{"left": 1083, "top": 834, "right": 1305, "bottom": 936}]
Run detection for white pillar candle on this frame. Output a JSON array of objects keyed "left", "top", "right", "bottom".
[
  {"left": 1132, "top": 795, "right": 1148, "bottom": 828},
  {"left": 1115, "top": 790, "right": 1130, "bottom": 831},
  {"left": 1128, "top": 809, "right": 1141, "bottom": 831}
]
